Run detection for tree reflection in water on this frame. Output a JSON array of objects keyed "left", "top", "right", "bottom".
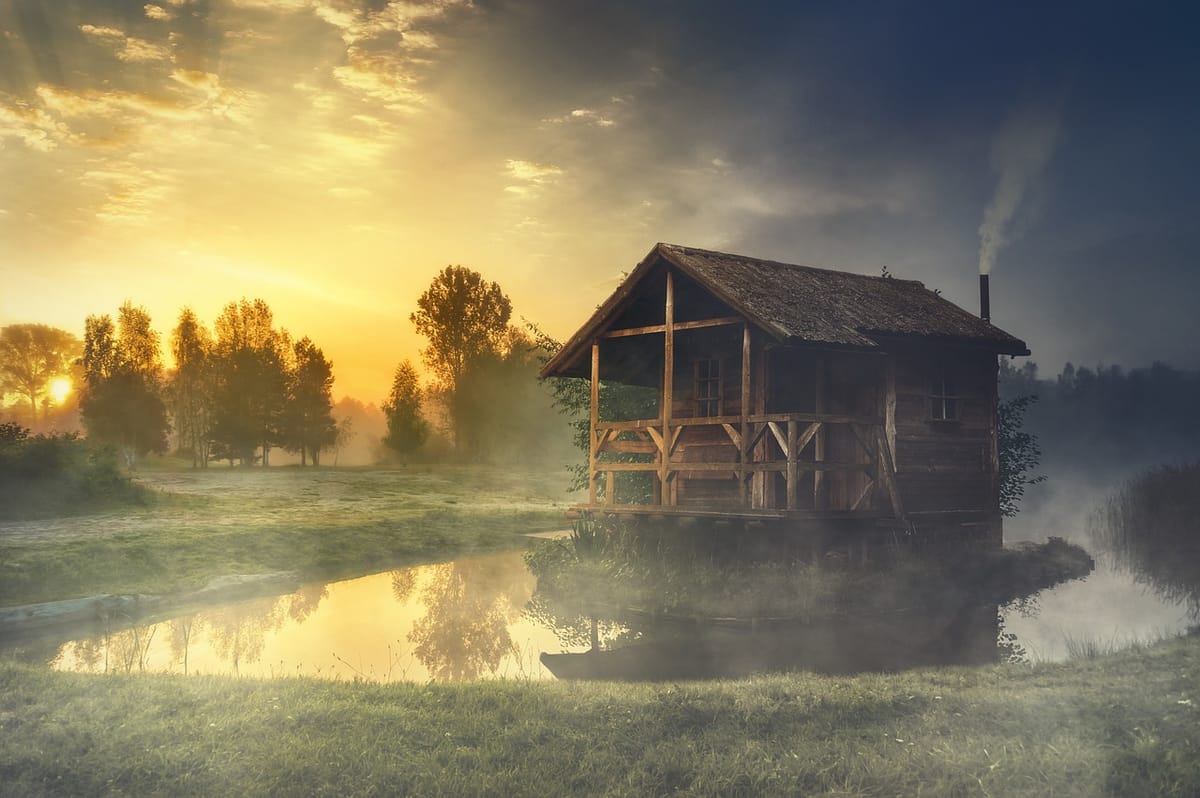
[{"left": 407, "top": 558, "right": 531, "bottom": 681}]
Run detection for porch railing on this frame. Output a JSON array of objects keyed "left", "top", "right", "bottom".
[{"left": 588, "top": 412, "right": 904, "bottom": 518}]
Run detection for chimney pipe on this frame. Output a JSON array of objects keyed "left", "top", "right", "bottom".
[{"left": 979, "top": 274, "right": 991, "bottom": 322}]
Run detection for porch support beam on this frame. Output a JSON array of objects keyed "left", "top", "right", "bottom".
[
  {"left": 589, "top": 340, "right": 600, "bottom": 505},
  {"left": 813, "top": 355, "right": 826, "bottom": 509},
  {"left": 660, "top": 269, "right": 675, "bottom": 505},
  {"left": 740, "top": 324, "right": 751, "bottom": 506}
]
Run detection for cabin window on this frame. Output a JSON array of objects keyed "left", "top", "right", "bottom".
[
  {"left": 930, "top": 367, "right": 958, "bottom": 421},
  {"left": 694, "top": 358, "right": 722, "bottom": 417}
]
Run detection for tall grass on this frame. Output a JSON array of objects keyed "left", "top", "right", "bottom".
[
  {"left": 2, "top": 631, "right": 1199, "bottom": 796},
  {"left": 1088, "top": 462, "right": 1200, "bottom": 616}
]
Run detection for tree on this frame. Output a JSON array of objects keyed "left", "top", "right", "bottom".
[
  {"left": 79, "top": 303, "right": 170, "bottom": 464},
  {"left": 210, "top": 299, "right": 291, "bottom": 466},
  {"left": 282, "top": 336, "right": 337, "bottom": 466},
  {"left": 0, "top": 324, "right": 80, "bottom": 424},
  {"left": 382, "top": 360, "right": 428, "bottom": 460},
  {"left": 998, "top": 394, "right": 1046, "bottom": 517},
  {"left": 328, "top": 415, "right": 355, "bottom": 466},
  {"left": 410, "top": 266, "right": 512, "bottom": 452},
  {"left": 169, "top": 308, "right": 215, "bottom": 468}
]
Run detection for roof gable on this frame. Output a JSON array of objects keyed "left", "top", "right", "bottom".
[{"left": 541, "top": 243, "right": 1029, "bottom": 378}]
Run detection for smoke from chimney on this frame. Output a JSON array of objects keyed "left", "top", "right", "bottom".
[{"left": 977, "top": 103, "right": 1062, "bottom": 275}]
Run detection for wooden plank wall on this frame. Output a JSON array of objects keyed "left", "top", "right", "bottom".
[{"left": 891, "top": 348, "right": 996, "bottom": 513}]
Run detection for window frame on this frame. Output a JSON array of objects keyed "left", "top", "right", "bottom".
[
  {"left": 929, "top": 365, "right": 959, "bottom": 422},
  {"left": 693, "top": 357, "right": 723, "bottom": 417}
]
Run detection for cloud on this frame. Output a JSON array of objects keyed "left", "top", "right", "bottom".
[
  {"left": 80, "top": 23, "right": 170, "bottom": 63},
  {"left": 144, "top": 5, "right": 173, "bottom": 21},
  {"left": 332, "top": 50, "right": 426, "bottom": 112},
  {"left": 169, "top": 69, "right": 258, "bottom": 123},
  {"left": 314, "top": 1, "right": 471, "bottom": 110},
  {"left": 118, "top": 37, "right": 171, "bottom": 63},
  {"left": 543, "top": 107, "right": 616, "bottom": 127},
  {"left": 0, "top": 98, "right": 74, "bottom": 151},
  {"left": 503, "top": 159, "right": 563, "bottom": 198},
  {"left": 79, "top": 24, "right": 125, "bottom": 40},
  {"left": 80, "top": 162, "right": 172, "bottom": 225},
  {"left": 977, "top": 103, "right": 1063, "bottom": 274}
]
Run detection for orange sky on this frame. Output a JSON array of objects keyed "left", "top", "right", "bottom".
[{"left": 3, "top": 1, "right": 1198, "bottom": 406}]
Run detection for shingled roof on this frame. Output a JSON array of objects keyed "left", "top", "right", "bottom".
[{"left": 541, "top": 243, "right": 1029, "bottom": 378}]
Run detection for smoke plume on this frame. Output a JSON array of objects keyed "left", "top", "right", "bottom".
[{"left": 977, "top": 104, "right": 1062, "bottom": 274}]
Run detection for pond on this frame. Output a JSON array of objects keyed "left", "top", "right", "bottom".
[
  {"left": 49, "top": 551, "right": 577, "bottom": 682},
  {"left": 35, "top": 537, "right": 1193, "bottom": 683}
]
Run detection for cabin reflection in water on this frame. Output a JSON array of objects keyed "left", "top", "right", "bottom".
[{"left": 539, "top": 605, "right": 1001, "bottom": 682}]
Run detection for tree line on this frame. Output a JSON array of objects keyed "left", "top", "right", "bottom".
[
  {"left": 999, "top": 358, "right": 1200, "bottom": 477},
  {"left": 76, "top": 299, "right": 338, "bottom": 467},
  {"left": 1, "top": 265, "right": 574, "bottom": 469}
]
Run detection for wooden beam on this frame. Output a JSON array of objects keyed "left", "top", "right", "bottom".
[
  {"left": 740, "top": 324, "right": 751, "bottom": 507},
  {"left": 589, "top": 341, "right": 599, "bottom": 506},
  {"left": 605, "top": 470, "right": 615, "bottom": 505},
  {"left": 645, "top": 425, "right": 665, "bottom": 454},
  {"left": 795, "top": 421, "right": 822, "bottom": 456},
  {"left": 720, "top": 423, "right": 742, "bottom": 449},
  {"left": 813, "top": 355, "right": 826, "bottom": 510},
  {"left": 786, "top": 418, "right": 798, "bottom": 510},
  {"left": 600, "top": 315, "right": 743, "bottom": 339},
  {"left": 660, "top": 269, "right": 674, "bottom": 505},
  {"left": 767, "top": 421, "right": 788, "bottom": 457},
  {"left": 851, "top": 478, "right": 876, "bottom": 511},
  {"left": 885, "top": 358, "right": 897, "bottom": 467},
  {"left": 874, "top": 427, "right": 906, "bottom": 523}
]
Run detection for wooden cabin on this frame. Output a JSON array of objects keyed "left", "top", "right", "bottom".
[{"left": 540, "top": 243, "right": 1030, "bottom": 547}]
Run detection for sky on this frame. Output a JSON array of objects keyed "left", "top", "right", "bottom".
[{"left": 1, "top": 0, "right": 1197, "bottom": 403}]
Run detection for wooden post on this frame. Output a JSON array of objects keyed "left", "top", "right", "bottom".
[
  {"left": 740, "top": 324, "right": 751, "bottom": 507},
  {"left": 813, "top": 355, "right": 826, "bottom": 509},
  {"left": 589, "top": 341, "right": 599, "bottom": 506},
  {"left": 753, "top": 348, "right": 769, "bottom": 509},
  {"left": 988, "top": 355, "right": 1001, "bottom": 512},
  {"left": 660, "top": 269, "right": 674, "bottom": 506},
  {"left": 885, "top": 357, "right": 897, "bottom": 467},
  {"left": 786, "top": 418, "right": 798, "bottom": 510}
]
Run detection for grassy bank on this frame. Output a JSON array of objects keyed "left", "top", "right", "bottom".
[
  {"left": 0, "top": 632, "right": 1197, "bottom": 796},
  {"left": 0, "top": 466, "right": 575, "bottom": 607}
]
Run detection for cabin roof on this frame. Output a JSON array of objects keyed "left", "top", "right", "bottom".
[{"left": 541, "top": 242, "right": 1030, "bottom": 378}]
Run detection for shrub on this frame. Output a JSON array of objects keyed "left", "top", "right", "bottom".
[{"left": 0, "top": 425, "right": 150, "bottom": 518}]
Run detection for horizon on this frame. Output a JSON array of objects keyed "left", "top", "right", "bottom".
[{"left": 2, "top": 1, "right": 1197, "bottom": 404}]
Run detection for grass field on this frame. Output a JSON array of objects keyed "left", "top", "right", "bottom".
[
  {"left": 0, "top": 631, "right": 1197, "bottom": 796},
  {"left": 0, "top": 465, "right": 576, "bottom": 607}
]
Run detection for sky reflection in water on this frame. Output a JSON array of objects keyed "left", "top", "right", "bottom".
[{"left": 53, "top": 551, "right": 577, "bottom": 682}]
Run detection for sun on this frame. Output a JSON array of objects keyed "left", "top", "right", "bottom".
[{"left": 48, "top": 377, "right": 72, "bottom": 405}]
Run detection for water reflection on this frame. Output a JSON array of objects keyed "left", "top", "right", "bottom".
[
  {"left": 49, "top": 551, "right": 575, "bottom": 682},
  {"left": 524, "top": 529, "right": 1098, "bottom": 680},
  {"left": 1088, "top": 464, "right": 1200, "bottom": 616}
]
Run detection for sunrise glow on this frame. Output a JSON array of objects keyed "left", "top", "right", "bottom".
[{"left": 48, "top": 378, "right": 72, "bottom": 406}]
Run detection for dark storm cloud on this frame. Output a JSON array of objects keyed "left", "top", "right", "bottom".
[{"left": 468, "top": 0, "right": 1199, "bottom": 370}]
